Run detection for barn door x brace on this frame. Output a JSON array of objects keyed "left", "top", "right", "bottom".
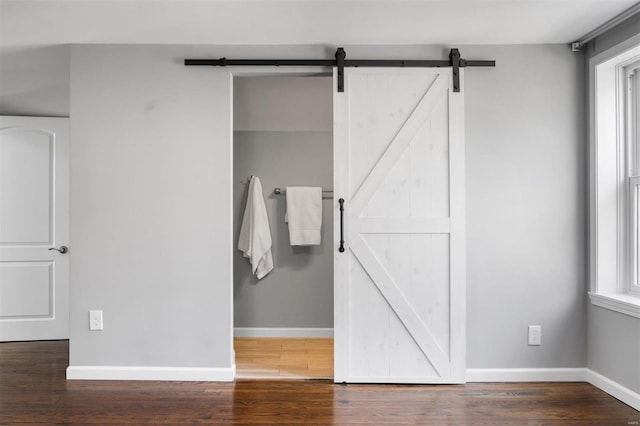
[{"left": 185, "top": 48, "right": 495, "bottom": 93}]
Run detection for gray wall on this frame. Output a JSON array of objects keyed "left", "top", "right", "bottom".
[
  {"left": 69, "top": 45, "right": 233, "bottom": 368},
  {"left": 585, "top": 15, "right": 640, "bottom": 393},
  {"left": 0, "top": 45, "right": 70, "bottom": 117},
  {"left": 61, "top": 43, "right": 585, "bottom": 371},
  {"left": 464, "top": 45, "right": 586, "bottom": 368},
  {"left": 588, "top": 304, "right": 640, "bottom": 391},
  {"left": 234, "top": 76, "right": 332, "bottom": 132},
  {"left": 233, "top": 132, "right": 333, "bottom": 328}
]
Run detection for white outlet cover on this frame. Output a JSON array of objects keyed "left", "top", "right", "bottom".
[
  {"left": 528, "top": 325, "right": 541, "bottom": 345},
  {"left": 89, "top": 310, "right": 103, "bottom": 331}
]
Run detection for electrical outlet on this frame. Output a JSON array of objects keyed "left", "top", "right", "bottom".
[
  {"left": 528, "top": 325, "right": 541, "bottom": 345},
  {"left": 89, "top": 310, "right": 103, "bottom": 331}
]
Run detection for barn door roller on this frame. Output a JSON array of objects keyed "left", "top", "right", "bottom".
[{"left": 185, "top": 48, "right": 495, "bottom": 93}]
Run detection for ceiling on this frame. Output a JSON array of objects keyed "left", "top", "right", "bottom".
[
  {"left": 1, "top": 0, "right": 638, "bottom": 48},
  {"left": 1, "top": 0, "right": 637, "bottom": 117}
]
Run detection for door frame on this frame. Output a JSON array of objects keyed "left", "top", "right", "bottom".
[{"left": 228, "top": 67, "right": 335, "bottom": 377}]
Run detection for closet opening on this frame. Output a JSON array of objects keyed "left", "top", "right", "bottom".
[{"left": 232, "top": 72, "right": 334, "bottom": 379}]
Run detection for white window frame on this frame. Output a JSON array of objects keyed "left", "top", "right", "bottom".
[{"left": 589, "top": 34, "right": 640, "bottom": 318}]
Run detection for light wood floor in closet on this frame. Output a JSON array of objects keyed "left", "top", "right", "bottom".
[{"left": 234, "top": 338, "right": 333, "bottom": 379}]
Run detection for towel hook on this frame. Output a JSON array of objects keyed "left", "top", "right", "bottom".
[{"left": 240, "top": 175, "right": 254, "bottom": 185}]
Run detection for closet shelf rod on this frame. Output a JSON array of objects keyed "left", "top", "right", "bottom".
[{"left": 274, "top": 187, "right": 333, "bottom": 199}]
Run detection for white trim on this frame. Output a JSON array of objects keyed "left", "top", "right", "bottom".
[
  {"left": 632, "top": 176, "right": 640, "bottom": 294},
  {"left": 66, "top": 365, "right": 236, "bottom": 381},
  {"left": 236, "top": 371, "right": 332, "bottom": 380},
  {"left": 589, "top": 292, "right": 640, "bottom": 318},
  {"left": 587, "top": 369, "right": 640, "bottom": 411},
  {"left": 332, "top": 66, "right": 349, "bottom": 383},
  {"left": 230, "top": 66, "right": 328, "bottom": 78},
  {"left": 450, "top": 72, "right": 467, "bottom": 385},
  {"left": 574, "top": 3, "right": 640, "bottom": 49},
  {"left": 589, "top": 33, "right": 640, "bottom": 311},
  {"left": 228, "top": 72, "right": 236, "bottom": 378},
  {"left": 590, "top": 34, "right": 640, "bottom": 69},
  {"left": 233, "top": 327, "right": 334, "bottom": 338},
  {"left": 466, "top": 368, "right": 640, "bottom": 410},
  {"left": 466, "top": 368, "right": 587, "bottom": 383}
]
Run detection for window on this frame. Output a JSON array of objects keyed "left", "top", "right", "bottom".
[
  {"left": 626, "top": 61, "right": 640, "bottom": 296},
  {"left": 589, "top": 35, "right": 640, "bottom": 317}
]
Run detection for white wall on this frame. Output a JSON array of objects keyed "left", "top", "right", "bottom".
[{"left": 65, "top": 43, "right": 586, "bottom": 374}]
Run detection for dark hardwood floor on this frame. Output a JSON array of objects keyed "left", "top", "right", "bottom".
[{"left": 1, "top": 340, "right": 638, "bottom": 425}]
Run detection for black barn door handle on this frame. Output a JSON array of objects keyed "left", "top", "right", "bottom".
[{"left": 339, "top": 198, "right": 345, "bottom": 253}]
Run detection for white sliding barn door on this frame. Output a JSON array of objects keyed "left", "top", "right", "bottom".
[
  {"left": 0, "top": 116, "right": 69, "bottom": 341},
  {"left": 334, "top": 68, "right": 465, "bottom": 383}
]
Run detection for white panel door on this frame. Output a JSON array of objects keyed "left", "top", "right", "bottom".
[
  {"left": 0, "top": 116, "right": 69, "bottom": 341},
  {"left": 334, "top": 68, "right": 465, "bottom": 383}
]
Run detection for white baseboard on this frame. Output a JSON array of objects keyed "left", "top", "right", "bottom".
[
  {"left": 587, "top": 369, "right": 640, "bottom": 411},
  {"left": 466, "top": 368, "right": 639, "bottom": 411},
  {"left": 64, "top": 363, "right": 639, "bottom": 410},
  {"left": 66, "top": 364, "right": 236, "bottom": 382},
  {"left": 234, "top": 327, "right": 333, "bottom": 338},
  {"left": 466, "top": 368, "right": 587, "bottom": 382}
]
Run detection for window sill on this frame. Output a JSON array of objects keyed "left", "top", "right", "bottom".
[{"left": 589, "top": 292, "right": 640, "bottom": 318}]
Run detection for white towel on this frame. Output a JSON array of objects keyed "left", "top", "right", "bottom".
[
  {"left": 285, "top": 186, "right": 322, "bottom": 246},
  {"left": 238, "top": 176, "right": 273, "bottom": 279}
]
